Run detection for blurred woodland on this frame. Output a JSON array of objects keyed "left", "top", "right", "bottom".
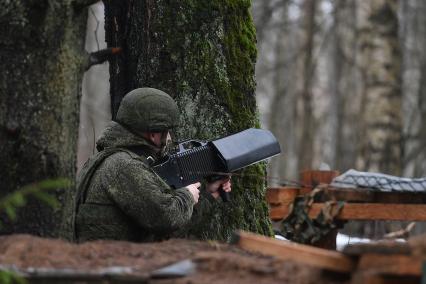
[
  {"left": 2, "top": 0, "right": 424, "bottom": 239},
  {"left": 253, "top": 0, "right": 426, "bottom": 181}
]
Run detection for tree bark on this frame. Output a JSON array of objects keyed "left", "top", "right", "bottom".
[
  {"left": 400, "top": 0, "right": 426, "bottom": 177},
  {"left": 0, "top": 1, "right": 88, "bottom": 236},
  {"left": 298, "top": 0, "right": 317, "bottom": 171},
  {"left": 327, "top": 2, "right": 343, "bottom": 171},
  {"left": 356, "top": 0, "right": 402, "bottom": 175},
  {"left": 104, "top": 0, "right": 272, "bottom": 240}
]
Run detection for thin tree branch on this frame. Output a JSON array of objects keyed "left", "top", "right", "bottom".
[{"left": 85, "top": 47, "right": 122, "bottom": 71}]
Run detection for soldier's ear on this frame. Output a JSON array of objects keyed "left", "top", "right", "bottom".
[
  {"left": 149, "top": 132, "right": 158, "bottom": 144},
  {"left": 142, "top": 132, "right": 155, "bottom": 143},
  {"left": 143, "top": 132, "right": 163, "bottom": 147}
]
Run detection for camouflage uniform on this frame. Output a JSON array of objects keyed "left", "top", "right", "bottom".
[{"left": 68, "top": 88, "right": 216, "bottom": 242}]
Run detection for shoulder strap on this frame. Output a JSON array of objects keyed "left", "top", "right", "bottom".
[{"left": 71, "top": 147, "right": 143, "bottom": 241}]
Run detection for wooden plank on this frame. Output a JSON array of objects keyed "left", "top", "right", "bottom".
[
  {"left": 300, "top": 170, "right": 340, "bottom": 188},
  {"left": 232, "top": 230, "right": 355, "bottom": 273},
  {"left": 343, "top": 242, "right": 411, "bottom": 256},
  {"left": 351, "top": 273, "right": 419, "bottom": 284},
  {"left": 270, "top": 203, "right": 426, "bottom": 221},
  {"left": 266, "top": 187, "right": 299, "bottom": 205},
  {"left": 266, "top": 187, "right": 426, "bottom": 205},
  {"left": 357, "top": 253, "right": 422, "bottom": 277},
  {"left": 321, "top": 187, "right": 426, "bottom": 204}
]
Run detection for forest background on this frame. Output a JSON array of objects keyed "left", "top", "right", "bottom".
[
  {"left": 81, "top": 0, "right": 426, "bottom": 237},
  {"left": 1, "top": 0, "right": 425, "bottom": 239}
]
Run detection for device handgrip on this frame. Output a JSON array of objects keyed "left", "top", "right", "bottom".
[{"left": 219, "top": 186, "right": 231, "bottom": 202}]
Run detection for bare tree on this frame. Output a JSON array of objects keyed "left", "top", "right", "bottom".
[
  {"left": 356, "top": 0, "right": 402, "bottom": 175},
  {"left": 297, "top": 0, "right": 318, "bottom": 171},
  {"left": 400, "top": 0, "right": 426, "bottom": 177}
]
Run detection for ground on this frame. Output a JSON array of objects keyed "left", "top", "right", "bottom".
[{"left": 0, "top": 235, "right": 345, "bottom": 283}]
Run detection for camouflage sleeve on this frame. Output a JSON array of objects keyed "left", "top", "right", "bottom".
[{"left": 102, "top": 152, "right": 195, "bottom": 233}]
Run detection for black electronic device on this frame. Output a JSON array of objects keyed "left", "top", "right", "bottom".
[{"left": 152, "top": 128, "right": 281, "bottom": 201}]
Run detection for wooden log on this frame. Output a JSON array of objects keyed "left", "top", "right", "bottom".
[
  {"left": 232, "top": 230, "right": 355, "bottom": 273},
  {"left": 357, "top": 253, "right": 422, "bottom": 276},
  {"left": 343, "top": 242, "right": 411, "bottom": 256},
  {"left": 270, "top": 203, "right": 426, "bottom": 221}
]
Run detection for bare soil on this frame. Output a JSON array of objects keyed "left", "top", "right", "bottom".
[{"left": 0, "top": 234, "right": 346, "bottom": 283}]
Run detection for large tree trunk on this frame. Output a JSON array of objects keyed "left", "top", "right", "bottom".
[
  {"left": 104, "top": 0, "right": 272, "bottom": 241},
  {"left": 400, "top": 0, "right": 426, "bottom": 177},
  {"left": 334, "top": 0, "right": 361, "bottom": 172},
  {"left": 0, "top": 0, "right": 92, "bottom": 236},
  {"left": 326, "top": 2, "right": 344, "bottom": 171},
  {"left": 324, "top": 0, "right": 361, "bottom": 172},
  {"left": 297, "top": 0, "right": 317, "bottom": 171},
  {"left": 356, "top": 0, "right": 402, "bottom": 175}
]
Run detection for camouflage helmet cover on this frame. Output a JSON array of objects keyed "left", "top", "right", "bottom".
[{"left": 116, "top": 88, "right": 179, "bottom": 134}]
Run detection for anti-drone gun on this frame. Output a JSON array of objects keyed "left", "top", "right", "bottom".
[{"left": 152, "top": 128, "right": 281, "bottom": 201}]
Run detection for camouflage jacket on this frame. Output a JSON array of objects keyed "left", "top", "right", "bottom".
[{"left": 71, "top": 121, "right": 214, "bottom": 243}]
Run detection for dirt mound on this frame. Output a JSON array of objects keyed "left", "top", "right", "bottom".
[{"left": 0, "top": 234, "right": 343, "bottom": 283}]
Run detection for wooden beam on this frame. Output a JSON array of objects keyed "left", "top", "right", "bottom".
[
  {"left": 343, "top": 242, "right": 411, "bottom": 256},
  {"left": 321, "top": 187, "right": 426, "bottom": 204},
  {"left": 266, "top": 187, "right": 426, "bottom": 205},
  {"left": 232, "top": 230, "right": 355, "bottom": 273},
  {"left": 357, "top": 253, "right": 422, "bottom": 276},
  {"left": 270, "top": 203, "right": 426, "bottom": 221}
]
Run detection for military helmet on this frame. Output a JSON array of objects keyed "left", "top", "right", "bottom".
[{"left": 116, "top": 88, "right": 179, "bottom": 134}]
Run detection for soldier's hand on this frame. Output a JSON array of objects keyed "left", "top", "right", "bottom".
[
  {"left": 206, "top": 177, "right": 232, "bottom": 199},
  {"left": 185, "top": 182, "right": 201, "bottom": 203}
]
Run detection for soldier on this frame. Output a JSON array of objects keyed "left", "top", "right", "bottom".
[{"left": 69, "top": 88, "right": 231, "bottom": 242}]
